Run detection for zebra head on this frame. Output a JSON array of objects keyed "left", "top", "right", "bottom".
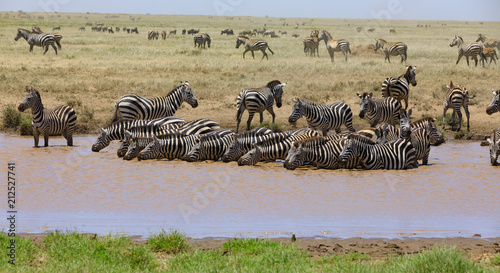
[
  {"left": 375, "top": 125, "right": 391, "bottom": 145},
  {"left": 123, "top": 137, "right": 143, "bottom": 161},
  {"left": 181, "top": 135, "right": 201, "bottom": 162},
  {"left": 339, "top": 136, "right": 358, "bottom": 165},
  {"left": 180, "top": 81, "right": 198, "bottom": 108},
  {"left": 14, "top": 28, "right": 29, "bottom": 41},
  {"left": 426, "top": 120, "right": 445, "bottom": 146},
  {"left": 222, "top": 135, "right": 243, "bottom": 162},
  {"left": 18, "top": 86, "right": 40, "bottom": 112},
  {"left": 399, "top": 109, "right": 412, "bottom": 139},
  {"left": 405, "top": 66, "right": 417, "bottom": 86},
  {"left": 357, "top": 92, "right": 373, "bottom": 119},
  {"left": 476, "top": 34, "right": 485, "bottom": 43},
  {"left": 450, "top": 35, "right": 463, "bottom": 47},
  {"left": 267, "top": 80, "right": 286, "bottom": 108},
  {"left": 487, "top": 130, "right": 500, "bottom": 166},
  {"left": 91, "top": 128, "right": 111, "bottom": 152},
  {"left": 235, "top": 36, "right": 246, "bottom": 48},
  {"left": 486, "top": 90, "right": 500, "bottom": 115},
  {"left": 117, "top": 130, "right": 133, "bottom": 157},
  {"left": 288, "top": 98, "right": 304, "bottom": 124},
  {"left": 284, "top": 141, "right": 306, "bottom": 170},
  {"left": 137, "top": 135, "right": 162, "bottom": 161},
  {"left": 237, "top": 143, "right": 262, "bottom": 166},
  {"left": 374, "top": 39, "right": 384, "bottom": 51}
]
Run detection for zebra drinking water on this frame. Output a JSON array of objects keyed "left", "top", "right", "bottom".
[
  {"left": 486, "top": 127, "right": 500, "bottom": 166},
  {"left": 486, "top": 90, "right": 500, "bottom": 115},
  {"left": 18, "top": 86, "right": 77, "bottom": 147}
]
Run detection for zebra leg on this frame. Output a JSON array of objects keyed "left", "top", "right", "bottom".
[
  {"left": 404, "top": 98, "right": 409, "bottom": 110},
  {"left": 451, "top": 109, "right": 456, "bottom": 130},
  {"left": 63, "top": 129, "right": 73, "bottom": 146},
  {"left": 242, "top": 49, "right": 249, "bottom": 59},
  {"left": 464, "top": 105, "right": 471, "bottom": 132},
  {"left": 267, "top": 108, "right": 276, "bottom": 124},
  {"left": 473, "top": 56, "right": 478, "bottom": 67},
  {"left": 455, "top": 109, "right": 463, "bottom": 131},
  {"left": 30, "top": 45, "right": 34, "bottom": 52},
  {"left": 259, "top": 112, "right": 264, "bottom": 124},
  {"left": 235, "top": 106, "right": 245, "bottom": 133},
  {"left": 33, "top": 128, "right": 40, "bottom": 148},
  {"left": 43, "top": 132, "right": 49, "bottom": 147},
  {"left": 442, "top": 107, "right": 448, "bottom": 129},
  {"left": 455, "top": 54, "right": 462, "bottom": 65},
  {"left": 51, "top": 44, "right": 58, "bottom": 55},
  {"left": 261, "top": 50, "right": 267, "bottom": 60},
  {"left": 246, "top": 112, "right": 255, "bottom": 131},
  {"left": 43, "top": 45, "right": 49, "bottom": 54},
  {"left": 466, "top": 56, "right": 470, "bottom": 66}
]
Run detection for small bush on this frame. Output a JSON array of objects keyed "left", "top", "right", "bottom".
[
  {"left": 2, "top": 104, "right": 21, "bottom": 128},
  {"left": 78, "top": 106, "right": 94, "bottom": 123},
  {"left": 148, "top": 228, "right": 190, "bottom": 254}
]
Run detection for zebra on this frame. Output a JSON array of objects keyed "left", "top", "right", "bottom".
[
  {"left": 182, "top": 129, "right": 235, "bottom": 162},
  {"left": 339, "top": 133, "right": 417, "bottom": 170},
  {"left": 480, "top": 47, "right": 498, "bottom": 65},
  {"left": 112, "top": 81, "right": 198, "bottom": 121},
  {"left": 450, "top": 35, "right": 484, "bottom": 67},
  {"left": 137, "top": 132, "right": 205, "bottom": 161},
  {"left": 220, "top": 127, "right": 276, "bottom": 162},
  {"left": 303, "top": 31, "right": 321, "bottom": 57},
  {"left": 262, "top": 30, "right": 275, "bottom": 37},
  {"left": 442, "top": 81, "right": 475, "bottom": 131},
  {"left": 411, "top": 117, "right": 445, "bottom": 145},
  {"left": 91, "top": 116, "right": 185, "bottom": 152},
  {"left": 78, "top": 26, "right": 85, "bottom": 31},
  {"left": 235, "top": 36, "right": 274, "bottom": 60},
  {"left": 288, "top": 98, "right": 356, "bottom": 135},
  {"left": 374, "top": 39, "right": 407, "bottom": 63},
  {"left": 356, "top": 92, "right": 402, "bottom": 127},
  {"left": 15, "top": 28, "right": 57, "bottom": 55},
  {"left": 148, "top": 30, "right": 159, "bottom": 40},
  {"left": 237, "top": 129, "right": 320, "bottom": 166},
  {"left": 194, "top": 33, "right": 212, "bottom": 48},
  {"left": 18, "top": 86, "right": 77, "bottom": 147},
  {"left": 169, "top": 29, "right": 177, "bottom": 35},
  {"left": 319, "top": 30, "right": 351, "bottom": 62},
  {"left": 486, "top": 90, "right": 500, "bottom": 115},
  {"left": 235, "top": 80, "right": 287, "bottom": 133},
  {"left": 476, "top": 34, "right": 500, "bottom": 50},
  {"left": 30, "top": 26, "right": 62, "bottom": 50},
  {"left": 486, "top": 126, "right": 500, "bottom": 166},
  {"left": 381, "top": 66, "right": 417, "bottom": 110},
  {"left": 52, "top": 26, "right": 60, "bottom": 31}
]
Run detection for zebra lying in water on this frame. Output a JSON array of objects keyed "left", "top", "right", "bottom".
[
  {"left": 182, "top": 129, "right": 235, "bottom": 162},
  {"left": 487, "top": 127, "right": 500, "bottom": 166}
]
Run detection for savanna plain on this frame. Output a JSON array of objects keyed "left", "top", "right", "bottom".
[{"left": 1, "top": 11, "right": 500, "bottom": 272}]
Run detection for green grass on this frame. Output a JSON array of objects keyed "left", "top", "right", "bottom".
[
  {"left": 148, "top": 228, "right": 191, "bottom": 254},
  {"left": 2, "top": 104, "right": 22, "bottom": 129}
]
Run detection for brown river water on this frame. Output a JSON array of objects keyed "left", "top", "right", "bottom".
[{"left": 1, "top": 133, "right": 499, "bottom": 239}]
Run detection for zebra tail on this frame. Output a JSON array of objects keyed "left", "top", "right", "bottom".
[
  {"left": 112, "top": 100, "right": 120, "bottom": 122},
  {"left": 236, "top": 95, "right": 245, "bottom": 121},
  {"left": 268, "top": 45, "right": 275, "bottom": 55}
]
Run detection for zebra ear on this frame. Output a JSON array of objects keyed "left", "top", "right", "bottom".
[
  {"left": 487, "top": 138, "right": 492, "bottom": 144},
  {"left": 281, "top": 83, "right": 287, "bottom": 88},
  {"left": 493, "top": 90, "right": 497, "bottom": 95},
  {"left": 369, "top": 92, "right": 373, "bottom": 98},
  {"left": 101, "top": 128, "right": 106, "bottom": 134},
  {"left": 356, "top": 93, "right": 362, "bottom": 98},
  {"left": 407, "top": 109, "right": 412, "bottom": 117},
  {"left": 25, "top": 86, "right": 30, "bottom": 92},
  {"left": 292, "top": 98, "right": 298, "bottom": 103}
]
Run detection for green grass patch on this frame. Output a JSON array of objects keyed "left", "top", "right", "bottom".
[
  {"left": 148, "top": 228, "right": 190, "bottom": 254},
  {"left": 2, "top": 104, "right": 21, "bottom": 129}
]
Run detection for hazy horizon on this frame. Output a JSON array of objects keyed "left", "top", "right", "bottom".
[{"left": 3, "top": 0, "right": 500, "bottom": 22}]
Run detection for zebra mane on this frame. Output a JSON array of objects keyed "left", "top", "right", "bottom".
[
  {"left": 347, "top": 133, "right": 377, "bottom": 145},
  {"left": 155, "top": 132, "right": 190, "bottom": 139},
  {"left": 266, "top": 80, "right": 282, "bottom": 89},
  {"left": 321, "top": 30, "right": 332, "bottom": 39},
  {"left": 295, "top": 98, "right": 317, "bottom": 106},
  {"left": 377, "top": 38, "right": 387, "bottom": 43},
  {"left": 236, "top": 128, "right": 272, "bottom": 138},
  {"left": 293, "top": 136, "right": 329, "bottom": 148},
  {"left": 411, "top": 117, "right": 436, "bottom": 125},
  {"left": 18, "top": 28, "right": 31, "bottom": 34},
  {"left": 166, "top": 82, "right": 188, "bottom": 96}
]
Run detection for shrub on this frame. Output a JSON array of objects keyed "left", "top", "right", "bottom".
[{"left": 2, "top": 104, "right": 21, "bottom": 129}]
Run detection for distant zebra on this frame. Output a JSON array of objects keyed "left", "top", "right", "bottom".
[
  {"left": 148, "top": 30, "right": 159, "bottom": 40},
  {"left": 235, "top": 80, "right": 287, "bottom": 133},
  {"left": 486, "top": 126, "right": 500, "bottom": 166},
  {"left": 374, "top": 39, "right": 407, "bottom": 63},
  {"left": 169, "top": 29, "right": 177, "bottom": 35},
  {"left": 112, "top": 81, "right": 198, "bottom": 121},
  {"left": 288, "top": 98, "right": 356, "bottom": 135},
  {"left": 18, "top": 86, "right": 77, "bottom": 147},
  {"left": 15, "top": 28, "right": 57, "bottom": 55},
  {"left": 486, "top": 90, "right": 500, "bottom": 115},
  {"left": 442, "top": 81, "right": 475, "bottom": 131},
  {"left": 480, "top": 47, "right": 498, "bottom": 65},
  {"left": 31, "top": 26, "right": 63, "bottom": 49},
  {"left": 161, "top": 30, "right": 166, "bottom": 40},
  {"left": 182, "top": 129, "right": 235, "bottom": 162},
  {"left": 320, "top": 30, "right": 351, "bottom": 62},
  {"left": 357, "top": 92, "right": 402, "bottom": 127},
  {"left": 303, "top": 33, "right": 321, "bottom": 57},
  {"left": 52, "top": 26, "right": 60, "bottom": 31},
  {"left": 381, "top": 65, "right": 417, "bottom": 110},
  {"left": 235, "top": 36, "right": 274, "bottom": 60},
  {"left": 450, "top": 35, "right": 483, "bottom": 67},
  {"left": 194, "top": 33, "right": 212, "bottom": 48},
  {"left": 411, "top": 117, "right": 445, "bottom": 145},
  {"left": 78, "top": 26, "right": 85, "bottom": 31},
  {"left": 339, "top": 134, "right": 417, "bottom": 170},
  {"left": 476, "top": 34, "right": 500, "bottom": 50},
  {"left": 221, "top": 29, "right": 233, "bottom": 35}
]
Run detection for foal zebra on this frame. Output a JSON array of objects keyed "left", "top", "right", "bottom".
[
  {"left": 18, "top": 86, "right": 77, "bottom": 147},
  {"left": 442, "top": 81, "right": 475, "bottom": 132},
  {"left": 450, "top": 35, "right": 484, "bottom": 67},
  {"left": 194, "top": 33, "right": 212, "bottom": 48},
  {"left": 235, "top": 80, "right": 287, "bottom": 133},
  {"left": 15, "top": 28, "right": 57, "bottom": 55},
  {"left": 288, "top": 98, "right": 356, "bottom": 135},
  {"left": 374, "top": 39, "right": 407, "bottom": 63},
  {"left": 486, "top": 90, "right": 500, "bottom": 115},
  {"left": 235, "top": 36, "right": 274, "bottom": 60},
  {"left": 480, "top": 47, "right": 498, "bottom": 65},
  {"left": 411, "top": 117, "right": 445, "bottom": 145},
  {"left": 112, "top": 81, "right": 198, "bottom": 121},
  {"left": 381, "top": 66, "right": 417, "bottom": 110},
  {"left": 356, "top": 92, "right": 402, "bottom": 127},
  {"left": 320, "top": 30, "right": 351, "bottom": 62},
  {"left": 476, "top": 34, "right": 500, "bottom": 50},
  {"left": 486, "top": 126, "right": 500, "bottom": 166},
  {"left": 148, "top": 30, "right": 159, "bottom": 40}
]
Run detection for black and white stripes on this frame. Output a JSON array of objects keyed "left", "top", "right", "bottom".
[
  {"left": 442, "top": 81, "right": 475, "bottom": 131},
  {"left": 236, "top": 36, "right": 274, "bottom": 60},
  {"left": 357, "top": 92, "right": 402, "bottom": 128},
  {"left": 15, "top": 28, "right": 57, "bottom": 55},
  {"left": 381, "top": 66, "right": 417, "bottom": 110},
  {"left": 374, "top": 39, "right": 407, "bottom": 63},
  {"left": 450, "top": 35, "right": 484, "bottom": 67},
  {"left": 486, "top": 90, "right": 500, "bottom": 115},
  {"left": 194, "top": 33, "right": 212, "bottom": 48}
]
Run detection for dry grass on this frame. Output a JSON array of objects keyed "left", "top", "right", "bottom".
[{"left": 1, "top": 12, "right": 499, "bottom": 134}]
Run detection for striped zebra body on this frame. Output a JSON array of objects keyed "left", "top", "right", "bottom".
[
  {"left": 480, "top": 47, "right": 498, "bottom": 65},
  {"left": 15, "top": 28, "right": 57, "bottom": 55},
  {"left": 381, "top": 66, "right": 417, "bottom": 110},
  {"left": 288, "top": 98, "right": 356, "bottom": 135},
  {"left": 194, "top": 33, "right": 212, "bottom": 48},
  {"left": 450, "top": 35, "right": 483, "bottom": 67},
  {"left": 237, "top": 129, "right": 320, "bottom": 166},
  {"left": 221, "top": 127, "right": 277, "bottom": 162},
  {"left": 235, "top": 80, "right": 287, "bottom": 133},
  {"left": 91, "top": 116, "right": 185, "bottom": 152},
  {"left": 320, "top": 30, "right": 351, "bottom": 62},
  {"left": 112, "top": 81, "right": 198, "bottom": 121},
  {"left": 31, "top": 27, "right": 62, "bottom": 49},
  {"left": 487, "top": 126, "right": 500, "bottom": 166},
  {"left": 235, "top": 36, "right": 274, "bottom": 60},
  {"left": 119, "top": 123, "right": 183, "bottom": 158},
  {"left": 442, "top": 81, "right": 475, "bottom": 131},
  {"left": 411, "top": 117, "right": 445, "bottom": 145},
  {"left": 138, "top": 133, "right": 203, "bottom": 161},
  {"left": 357, "top": 92, "right": 402, "bottom": 127},
  {"left": 376, "top": 124, "right": 430, "bottom": 166},
  {"left": 486, "top": 90, "right": 500, "bottom": 115},
  {"left": 476, "top": 34, "right": 500, "bottom": 50},
  {"left": 374, "top": 39, "right": 407, "bottom": 63},
  {"left": 339, "top": 134, "right": 417, "bottom": 170},
  {"left": 303, "top": 36, "right": 321, "bottom": 57},
  {"left": 148, "top": 30, "right": 159, "bottom": 40},
  {"left": 182, "top": 129, "right": 235, "bottom": 162},
  {"left": 18, "top": 86, "right": 77, "bottom": 147}
]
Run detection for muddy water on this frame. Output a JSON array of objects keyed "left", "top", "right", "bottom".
[{"left": 1, "top": 133, "right": 499, "bottom": 239}]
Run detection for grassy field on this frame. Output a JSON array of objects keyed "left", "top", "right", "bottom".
[
  {"left": 1, "top": 231, "right": 499, "bottom": 272},
  {"left": 0, "top": 11, "right": 499, "bottom": 136}
]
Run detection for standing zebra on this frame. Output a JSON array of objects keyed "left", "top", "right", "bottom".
[
  {"left": 486, "top": 90, "right": 500, "bottom": 115},
  {"left": 303, "top": 36, "right": 321, "bottom": 57},
  {"left": 148, "top": 30, "right": 159, "bottom": 40},
  {"left": 486, "top": 126, "right": 500, "bottom": 166},
  {"left": 476, "top": 34, "right": 500, "bottom": 50},
  {"left": 450, "top": 35, "right": 484, "bottom": 67},
  {"left": 31, "top": 26, "right": 62, "bottom": 50},
  {"left": 18, "top": 86, "right": 77, "bottom": 147},
  {"left": 381, "top": 66, "right": 417, "bottom": 110},
  {"left": 374, "top": 39, "right": 407, "bottom": 63},
  {"left": 194, "top": 33, "right": 212, "bottom": 48},
  {"left": 480, "top": 47, "right": 498, "bottom": 65},
  {"left": 288, "top": 98, "right": 356, "bottom": 135},
  {"left": 235, "top": 36, "right": 274, "bottom": 60},
  {"left": 15, "top": 28, "right": 57, "bottom": 55},
  {"left": 356, "top": 92, "right": 402, "bottom": 127},
  {"left": 442, "top": 81, "right": 475, "bottom": 132},
  {"left": 235, "top": 80, "right": 287, "bottom": 133},
  {"left": 319, "top": 30, "right": 351, "bottom": 62},
  {"left": 411, "top": 117, "right": 445, "bottom": 145},
  {"left": 112, "top": 81, "right": 198, "bottom": 121}
]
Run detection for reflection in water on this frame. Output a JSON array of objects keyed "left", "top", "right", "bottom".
[{"left": 0, "top": 133, "right": 499, "bottom": 238}]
